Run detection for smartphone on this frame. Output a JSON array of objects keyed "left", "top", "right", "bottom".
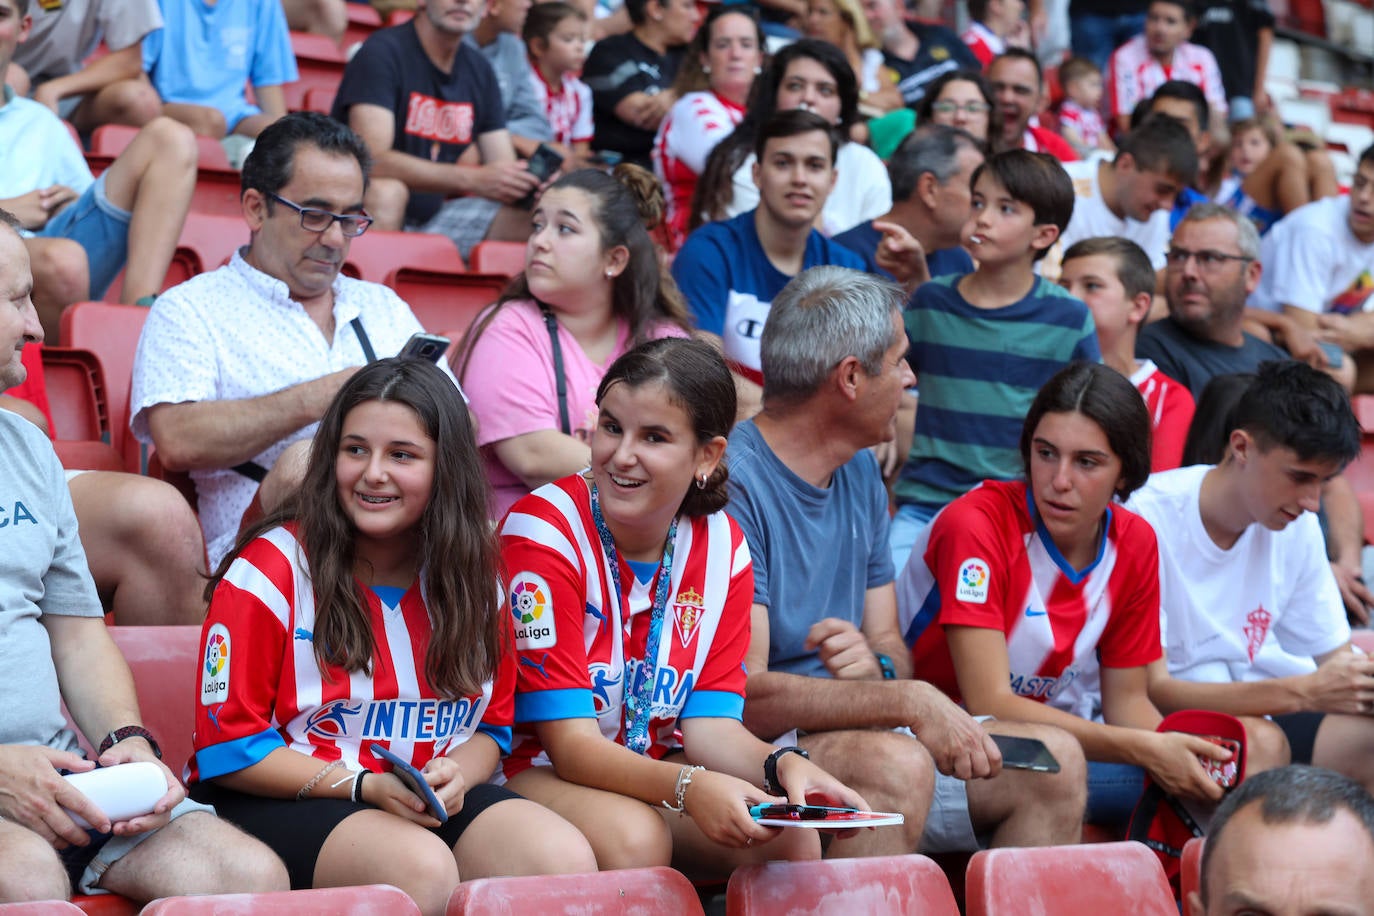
[
  {"left": 398, "top": 332, "right": 451, "bottom": 363},
  {"left": 991, "top": 734, "right": 1061, "bottom": 773},
  {"left": 369, "top": 743, "right": 448, "bottom": 823},
  {"left": 518, "top": 143, "right": 566, "bottom": 209},
  {"left": 1198, "top": 736, "right": 1241, "bottom": 789},
  {"left": 1318, "top": 341, "right": 1345, "bottom": 369},
  {"left": 749, "top": 803, "right": 859, "bottom": 821}
]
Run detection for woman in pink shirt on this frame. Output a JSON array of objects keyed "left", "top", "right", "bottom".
[{"left": 458, "top": 166, "right": 692, "bottom": 519}]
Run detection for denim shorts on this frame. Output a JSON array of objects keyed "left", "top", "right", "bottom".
[
  {"left": 38, "top": 173, "right": 131, "bottom": 301},
  {"left": 58, "top": 794, "right": 217, "bottom": 895},
  {"left": 1085, "top": 760, "right": 1145, "bottom": 827}
]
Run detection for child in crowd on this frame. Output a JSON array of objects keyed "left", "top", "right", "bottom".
[
  {"left": 1215, "top": 116, "right": 1338, "bottom": 234},
  {"left": 1057, "top": 56, "right": 1114, "bottom": 158},
  {"left": 961, "top": 0, "right": 1028, "bottom": 68},
  {"left": 1059, "top": 236, "right": 1195, "bottom": 469},
  {"left": 525, "top": 3, "right": 595, "bottom": 169},
  {"left": 1106, "top": 0, "right": 1228, "bottom": 134},
  {"left": 889, "top": 150, "right": 1100, "bottom": 570},
  {"left": 188, "top": 358, "right": 595, "bottom": 914}
]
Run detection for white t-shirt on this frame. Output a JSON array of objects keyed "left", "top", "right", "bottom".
[
  {"left": 726, "top": 141, "right": 892, "bottom": 237},
  {"left": 1053, "top": 155, "right": 1172, "bottom": 276},
  {"left": 1249, "top": 196, "right": 1374, "bottom": 316},
  {"left": 1124, "top": 465, "right": 1350, "bottom": 684}
]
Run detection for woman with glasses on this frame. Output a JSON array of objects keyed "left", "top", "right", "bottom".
[{"left": 917, "top": 70, "right": 995, "bottom": 146}]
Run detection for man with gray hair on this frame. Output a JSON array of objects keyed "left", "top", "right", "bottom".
[
  {"left": 834, "top": 125, "right": 985, "bottom": 285},
  {"left": 1190, "top": 765, "right": 1374, "bottom": 915},
  {"left": 728, "top": 265, "right": 1087, "bottom": 858}
]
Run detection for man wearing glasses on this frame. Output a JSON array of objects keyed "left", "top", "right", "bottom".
[
  {"left": 1135, "top": 203, "right": 1285, "bottom": 397},
  {"left": 131, "top": 112, "right": 450, "bottom": 569}
]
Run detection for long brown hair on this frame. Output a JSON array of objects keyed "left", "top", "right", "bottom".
[
  {"left": 208, "top": 358, "right": 502, "bottom": 699},
  {"left": 456, "top": 164, "right": 691, "bottom": 383}
]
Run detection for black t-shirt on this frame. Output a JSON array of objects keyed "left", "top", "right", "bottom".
[
  {"left": 1190, "top": 0, "right": 1276, "bottom": 101},
  {"left": 884, "top": 20, "right": 982, "bottom": 107},
  {"left": 1069, "top": 0, "right": 1146, "bottom": 18},
  {"left": 1135, "top": 315, "right": 1289, "bottom": 396},
  {"left": 581, "top": 32, "right": 683, "bottom": 167},
  {"left": 333, "top": 21, "right": 506, "bottom": 225}
]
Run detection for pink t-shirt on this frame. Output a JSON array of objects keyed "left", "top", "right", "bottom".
[{"left": 462, "top": 298, "right": 689, "bottom": 519}]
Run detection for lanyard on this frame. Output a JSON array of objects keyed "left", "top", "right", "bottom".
[{"left": 589, "top": 484, "right": 678, "bottom": 755}]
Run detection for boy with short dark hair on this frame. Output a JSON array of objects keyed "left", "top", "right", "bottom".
[
  {"left": 1055, "top": 115, "right": 1198, "bottom": 273},
  {"left": 889, "top": 150, "right": 1100, "bottom": 569},
  {"left": 1107, "top": 0, "right": 1228, "bottom": 133},
  {"left": 1127, "top": 361, "right": 1374, "bottom": 794},
  {"left": 1060, "top": 236, "right": 1195, "bottom": 469}
]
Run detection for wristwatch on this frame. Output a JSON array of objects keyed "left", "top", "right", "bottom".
[
  {"left": 763, "top": 746, "right": 809, "bottom": 795},
  {"left": 98, "top": 726, "right": 162, "bottom": 760}
]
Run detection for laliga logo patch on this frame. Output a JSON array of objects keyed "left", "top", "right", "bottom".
[
  {"left": 509, "top": 572, "right": 556, "bottom": 650},
  {"left": 673, "top": 586, "right": 705, "bottom": 647},
  {"left": 200, "top": 623, "right": 231, "bottom": 705},
  {"left": 955, "top": 558, "right": 990, "bottom": 604}
]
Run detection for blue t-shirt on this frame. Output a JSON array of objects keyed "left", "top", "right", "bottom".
[
  {"left": 143, "top": 0, "right": 296, "bottom": 128},
  {"left": 726, "top": 420, "right": 894, "bottom": 679},
  {"left": 897, "top": 274, "right": 1101, "bottom": 512},
  {"left": 832, "top": 219, "right": 976, "bottom": 282},
  {"left": 672, "top": 211, "right": 866, "bottom": 382}
]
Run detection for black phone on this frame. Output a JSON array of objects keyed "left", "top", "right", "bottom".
[
  {"left": 749, "top": 803, "right": 859, "bottom": 820},
  {"left": 991, "top": 734, "right": 1061, "bottom": 773},
  {"left": 518, "top": 143, "right": 565, "bottom": 209},
  {"left": 398, "top": 332, "right": 451, "bottom": 363}
]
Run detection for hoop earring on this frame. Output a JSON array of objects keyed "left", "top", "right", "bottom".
[{"left": 696, "top": 473, "right": 708, "bottom": 490}]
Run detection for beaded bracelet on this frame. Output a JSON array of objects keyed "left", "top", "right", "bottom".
[
  {"left": 297, "top": 760, "right": 345, "bottom": 800},
  {"left": 662, "top": 765, "right": 706, "bottom": 816}
]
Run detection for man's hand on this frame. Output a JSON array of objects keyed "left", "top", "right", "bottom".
[
  {"left": 1299, "top": 648, "right": 1374, "bottom": 715},
  {"left": 871, "top": 220, "right": 930, "bottom": 292},
  {"left": 0, "top": 745, "right": 106, "bottom": 847},
  {"left": 906, "top": 682, "right": 1003, "bottom": 780},
  {"left": 1331, "top": 560, "right": 1374, "bottom": 627},
  {"left": 804, "top": 618, "right": 881, "bottom": 680},
  {"left": 1141, "top": 731, "right": 1226, "bottom": 803},
  {"left": 1275, "top": 316, "right": 1330, "bottom": 368},
  {"left": 6, "top": 185, "right": 79, "bottom": 230},
  {"left": 471, "top": 161, "right": 541, "bottom": 205},
  {"left": 1317, "top": 313, "right": 1374, "bottom": 354},
  {"left": 97, "top": 738, "right": 185, "bottom": 837}
]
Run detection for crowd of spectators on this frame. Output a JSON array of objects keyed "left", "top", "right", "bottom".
[{"left": 5, "top": 0, "right": 1374, "bottom": 906}]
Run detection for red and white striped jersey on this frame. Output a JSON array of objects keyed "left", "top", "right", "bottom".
[
  {"left": 530, "top": 65, "right": 594, "bottom": 146},
  {"left": 653, "top": 91, "right": 746, "bottom": 249},
  {"left": 497, "top": 475, "right": 752, "bottom": 779},
  {"left": 960, "top": 21, "right": 1004, "bottom": 69},
  {"left": 189, "top": 524, "right": 513, "bottom": 784},
  {"left": 1107, "top": 35, "right": 1227, "bottom": 122},
  {"left": 1132, "top": 359, "right": 1196, "bottom": 472},
  {"left": 897, "top": 480, "right": 1162, "bottom": 720}
]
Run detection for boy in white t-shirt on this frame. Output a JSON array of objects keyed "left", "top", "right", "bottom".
[
  {"left": 1050, "top": 115, "right": 1197, "bottom": 279},
  {"left": 1126, "top": 360, "right": 1374, "bottom": 792}
]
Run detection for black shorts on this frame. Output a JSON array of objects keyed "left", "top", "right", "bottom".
[
  {"left": 189, "top": 781, "right": 519, "bottom": 889},
  {"left": 1272, "top": 711, "right": 1326, "bottom": 764}
]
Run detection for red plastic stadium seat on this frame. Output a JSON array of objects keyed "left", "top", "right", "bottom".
[
  {"left": 965, "top": 842, "right": 1177, "bottom": 916},
  {"left": 70, "top": 896, "right": 138, "bottom": 916},
  {"left": 384, "top": 267, "right": 506, "bottom": 335},
  {"left": 447, "top": 867, "right": 703, "bottom": 915},
  {"left": 344, "top": 230, "right": 465, "bottom": 283},
  {"left": 726, "top": 854, "right": 959, "bottom": 916},
  {"left": 467, "top": 241, "right": 526, "bottom": 278},
  {"left": 174, "top": 211, "right": 252, "bottom": 278},
  {"left": 52, "top": 440, "right": 125, "bottom": 472},
  {"left": 188, "top": 170, "right": 246, "bottom": 218},
  {"left": 1342, "top": 440, "right": 1374, "bottom": 496},
  {"left": 59, "top": 302, "right": 150, "bottom": 468},
  {"left": 87, "top": 124, "right": 232, "bottom": 172},
  {"left": 301, "top": 86, "right": 337, "bottom": 115},
  {"left": 282, "top": 31, "right": 347, "bottom": 112},
  {"left": 343, "top": 3, "right": 384, "bottom": 48},
  {"left": 40, "top": 346, "right": 110, "bottom": 443},
  {"left": 59, "top": 627, "right": 202, "bottom": 777},
  {"left": 0, "top": 902, "right": 86, "bottom": 913},
  {"left": 1181, "top": 837, "right": 1204, "bottom": 907},
  {"left": 143, "top": 885, "right": 422, "bottom": 915}
]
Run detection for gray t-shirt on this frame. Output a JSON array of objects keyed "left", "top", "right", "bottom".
[
  {"left": 0, "top": 410, "right": 103, "bottom": 750},
  {"left": 726, "top": 420, "right": 895, "bottom": 679},
  {"left": 13, "top": 0, "right": 163, "bottom": 85},
  {"left": 464, "top": 31, "right": 552, "bottom": 142}
]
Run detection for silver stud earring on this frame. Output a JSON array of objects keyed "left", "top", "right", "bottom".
[
  {"left": 754, "top": 65, "right": 763, "bottom": 74},
  {"left": 702, "top": 64, "right": 711, "bottom": 74}
]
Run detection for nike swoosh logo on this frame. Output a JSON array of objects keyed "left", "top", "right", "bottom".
[{"left": 1024, "top": 608, "right": 1047, "bottom": 617}]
